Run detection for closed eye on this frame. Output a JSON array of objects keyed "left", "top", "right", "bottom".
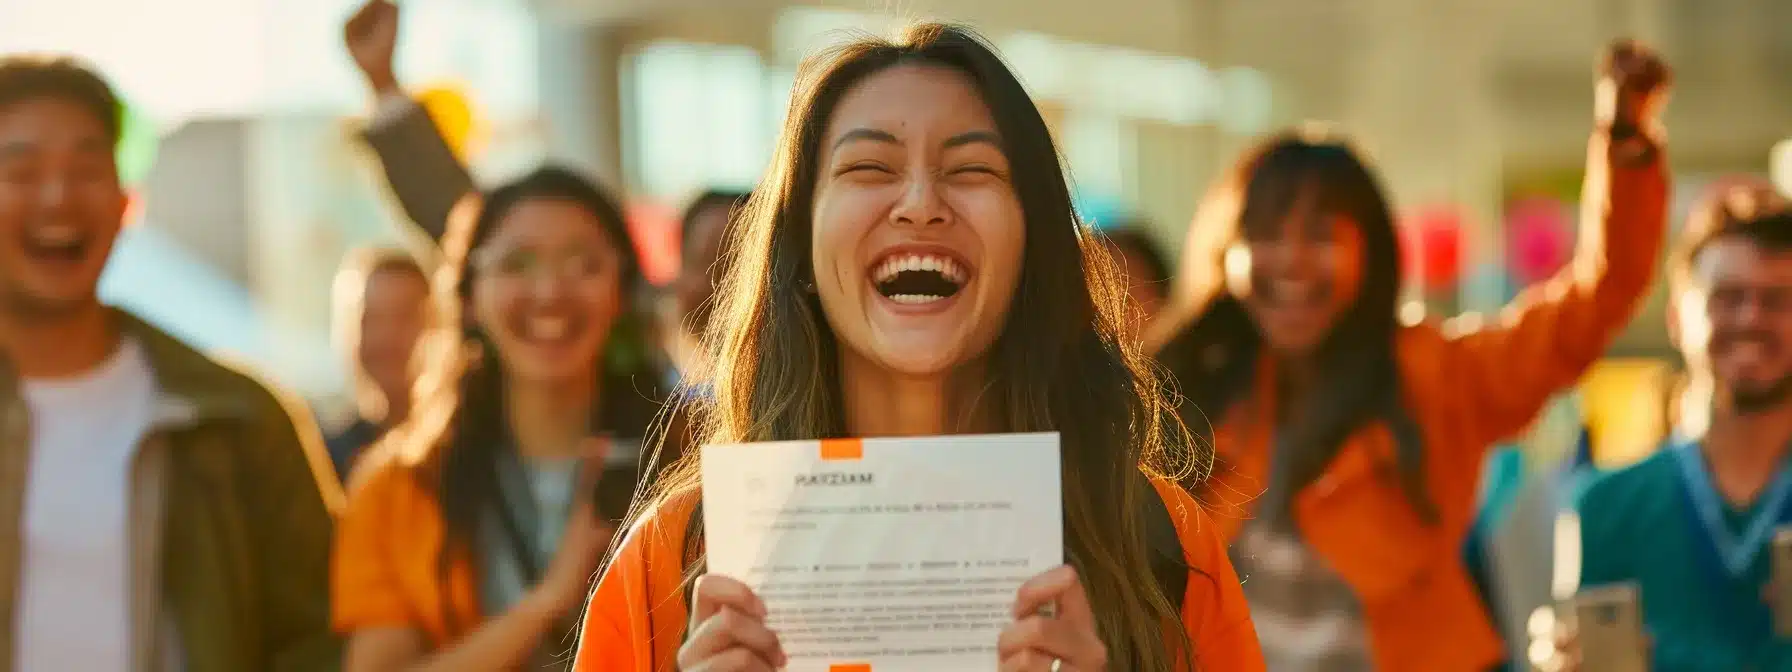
[
  {"left": 838, "top": 162, "right": 892, "bottom": 176},
  {"left": 948, "top": 164, "right": 1006, "bottom": 181}
]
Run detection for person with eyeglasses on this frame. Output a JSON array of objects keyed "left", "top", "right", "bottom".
[
  {"left": 331, "top": 169, "right": 673, "bottom": 672},
  {"left": 1530, "top": 180, "right": 1792, "bottom": 671}
]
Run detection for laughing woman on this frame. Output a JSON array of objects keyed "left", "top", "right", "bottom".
[
  {"left": 571, "top": 23, "right": 1264, "bottom": 672},
  {"left": 333, "top": 168, "right": 672, "bottom": 671},
  {"left": 1147, "top": 43, "right": 1671, "bottom": 671}
]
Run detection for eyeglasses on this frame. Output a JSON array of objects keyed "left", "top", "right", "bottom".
[
  {"left": 1705, "top": 284, "right": 1792, "bottom": 315},
  {"left": 471, "top": 247, "right": 613, "bottom": 282}
]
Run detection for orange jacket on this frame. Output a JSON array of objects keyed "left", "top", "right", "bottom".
[
  {"left": 1193, "top": 134, "right": 1667, "bottom": 671},
  {"left": 572, "top": 478, "right": 1267, "bottom": 671},
  {"left": 331, "top": 456, "right": 482, "bottom": 646}
]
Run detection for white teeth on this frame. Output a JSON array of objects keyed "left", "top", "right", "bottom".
[
  {"left": 872, "top": 253, "right": 968, "bottom": 284},
  {"left": 529, "top": 316, "right": 568, "bottom": 341},
  {"left": 29, "top": 225, "right": 79, "bottom": 247},
  {"left": 889, "top": 294, "right": 947, "bottom": 305}
]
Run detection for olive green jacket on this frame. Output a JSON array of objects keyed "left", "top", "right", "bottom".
[{"left": 0, "top": 311, "right": 344, "bottom": 672}]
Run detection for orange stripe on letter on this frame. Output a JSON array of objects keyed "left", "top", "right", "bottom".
[
  {"left": 828, "top": 665, "right": 872, "bottom": 672},
  {"left": 819, "top": 438, "right": 864, "bottom": 461}
]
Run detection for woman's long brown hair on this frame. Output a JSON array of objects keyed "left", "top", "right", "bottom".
[
  {"left": 628, "top": 22, "right": 1210, "bottom": 671},
  {"left": 380, "top": 167, "right": 669, "bottom": 635},
  {"left": 1149, "top": 131, "right": 1436, "bottom": 529}
]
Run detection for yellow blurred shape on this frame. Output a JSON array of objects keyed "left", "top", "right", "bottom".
[
  {"left": 1580, "top": 358, "right": 1675, "bottom": 469},
  {"left": 415, "top": 84, "right": 482, "bottom": 160}
]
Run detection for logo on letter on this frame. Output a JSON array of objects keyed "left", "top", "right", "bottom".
[{"left": 794, "top": 472, "right": 875, "bottom": 487}]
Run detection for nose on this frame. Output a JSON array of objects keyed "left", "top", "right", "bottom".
[
  {"left": 527, "top": 267, "right": 570, "bottom": 301},
  {"left": 36, "top": 175, "right": 71, "bottom": 211},
  {"left": 890, "top": 171, "right": 950, "bottom": 229},
  {"left": 1733, "top": 295, "right": 1765, "bottom": 328}
]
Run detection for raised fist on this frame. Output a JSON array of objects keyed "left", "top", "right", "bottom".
[
  {"left": 1595, "top": 39, "right": 1671, "bottom": 133},
  {"left": 344, "top": 0, "right": 400, "bottom": 95}
]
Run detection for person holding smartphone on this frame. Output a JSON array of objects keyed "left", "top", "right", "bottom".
[
  {"left": 331, "top": 169, "right": 673, "bottom": 672},
  {"left": 1532, "top": 182, "right": 1792, "bottom": 671}
]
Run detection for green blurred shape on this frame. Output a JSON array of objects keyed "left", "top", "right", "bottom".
[{"left": 116, "top": 100, "right": 157, "bottom": 187}]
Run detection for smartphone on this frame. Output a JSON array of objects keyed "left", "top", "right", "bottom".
[
  {"left": 1568, "top": 583, "right": 1648, "bottom": 672},
  {"left": 591, "top": 460, "right": 641, "bottom": 526},
  {"left": 1773, "top": 526, "right": 1792, "bottom": 637}
]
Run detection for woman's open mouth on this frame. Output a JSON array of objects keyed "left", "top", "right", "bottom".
[
  {"left": 870, "top": 251, "right": 968, "bottom": 306},
  {"left": 507, "top": 312, "right": 588, "bottom": 347}
]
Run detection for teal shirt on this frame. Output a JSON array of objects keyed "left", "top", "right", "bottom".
[{"left": 1574, "top": 449, "right": 1792, "bottom": 671}]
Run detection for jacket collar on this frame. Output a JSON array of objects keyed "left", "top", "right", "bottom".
[
  {"left": 119, "top": 310, "right": 258, "bottom": 430},
  {"left": 0, "top": 309, "right": 254, "bottom": 432}
]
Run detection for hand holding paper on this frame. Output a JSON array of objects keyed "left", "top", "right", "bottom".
[
  {"left": 997, "top": 566, "right": 1109, "bottom": 672},
  {"left": 700, "top": 433, "right": 1064, "bottom": 671},
  {"left": 678, "top": 575, "right": 789, "bottom": 672}
]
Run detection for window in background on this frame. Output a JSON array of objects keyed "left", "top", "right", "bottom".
[
  {"left": 772, "top": 7, "right": 903, "bottom": 63},
  {"left": 623, "top": 41, "right": 770, "bottom": 201},
  {"left": 999, "top": 30, "right": 1273, "bottom": 135},
  {"left": 1060, "top": 112, "right": 1138, "bottom": 207}
]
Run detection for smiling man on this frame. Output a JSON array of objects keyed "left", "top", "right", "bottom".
[
  {"left": 1535, "top": 180, "right": 1792, "bottom": 670},
  {"left": 0, "top": 56, "right": 341, "bottom": 672}
]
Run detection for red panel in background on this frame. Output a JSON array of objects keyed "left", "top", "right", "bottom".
[
  {"left": 1399, "top": 206, "right": 1466, "bottom": 293},
  {"left": 627, "top": 200, "right": 681, "bottom": 287}
]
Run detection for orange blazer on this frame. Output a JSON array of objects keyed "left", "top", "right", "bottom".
[
  {"left": 1197, "top": 133, "right": 1668, "bottom": 671},
  {"left": 331, "top": 456, "right": 483, "bottom": 646},
  {"left": 572, "top": 478, "right": 1266, "bottom": 672}
]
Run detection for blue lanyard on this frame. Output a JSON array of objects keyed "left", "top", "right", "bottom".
[{"left": 1669, "top": 439, "right": 1792, "bottom": 580}]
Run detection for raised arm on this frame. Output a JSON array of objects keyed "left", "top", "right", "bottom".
[
  {"left": 1440, "top": 40, "right": 1672, "bottom": 448},
  {"left": 344, "top": 0, "right": 476, "bottom": 244}
]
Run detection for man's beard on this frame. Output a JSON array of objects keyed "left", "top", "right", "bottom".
[{"left": 1729, "top": 374, "right": 1792, "bottom": 414}]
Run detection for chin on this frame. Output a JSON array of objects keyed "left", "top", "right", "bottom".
[
  {"left": 503, "top": 348, "right": 599, "bottom": 382},
  {"left": 4, "top": 286, "right": 97, "bottom": 316},
  {"left": 871, "top": 350, "right": 960, "bottom": 377},
  {"left": 849, "top": 333, "right": 982, "bottom": 378},
  {"left": 1264, "top": 337, "right": 1323, "bottom": 359},
  {"left": 506, "top": 364, "right": 591, "bottom": 387}
]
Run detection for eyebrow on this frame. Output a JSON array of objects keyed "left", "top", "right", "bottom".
[
  {"left": 829, "top": 128, "right": 1004, "bottom": 152},
  {"left": 942, "top": 130, "right": 1002, "bottom": 150},
  {"left": 0, "top": 138, "right": 111, "bottom": 161},
  {"left": 832, "top": 128, "right": 900, "bottom": 151}
]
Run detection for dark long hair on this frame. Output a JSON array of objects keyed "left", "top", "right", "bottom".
[
  {"left": 397, "top": 166, "right": 669, "bottom": 630},
  {"left": 636, "top": 23, "right": 1205, "bottom": 670},
  {"left": 1152, "top": 130, "right": 1436, "bottom": 527}
]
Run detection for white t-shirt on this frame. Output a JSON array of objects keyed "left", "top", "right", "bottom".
[{"left": 14, "top": 339, "right": 158, "bottom": 671}]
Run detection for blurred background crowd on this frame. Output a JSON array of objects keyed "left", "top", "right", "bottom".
[
  {"left": 5, "top": 0, "right": 1787, "bottom": 468},
  {"left": 3, "top": 0, "right": 1792, "bottom": 670}
]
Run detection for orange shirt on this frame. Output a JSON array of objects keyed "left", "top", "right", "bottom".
[
  {"left": 572, "top": 478, "right": 1265, "bottom": 671},
  {"left": 1195, "top": 134, "right": 1668, "bottom": 671},
  {"left": 331, "top": 456, "right": 482, "bottom": 646}
]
